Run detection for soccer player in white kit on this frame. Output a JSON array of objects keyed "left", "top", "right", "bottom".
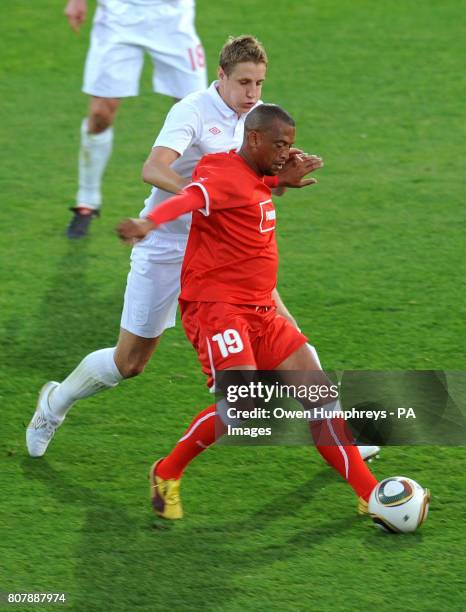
[
  {"left": 27, "top": 35, "right": 379, "bottom": 461},
  {"left": 64, "top": 0, "right": 207, "bottom": 238}
]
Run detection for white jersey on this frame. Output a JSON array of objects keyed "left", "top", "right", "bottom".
[{"left": 140, "top": 81, "right": 262, "bottom": 238}]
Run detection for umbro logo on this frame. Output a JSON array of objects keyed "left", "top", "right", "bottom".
[{"left": 209, "top": 127, "right": 221, "bottom": 135}]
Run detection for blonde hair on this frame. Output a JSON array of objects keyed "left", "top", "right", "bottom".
[{"left": 219, "top": 35, "right": 268, "bottom": 75}]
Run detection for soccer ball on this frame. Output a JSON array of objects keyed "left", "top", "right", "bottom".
[{"left": 369, "top": 476, "right": 430, "bottom": 533}]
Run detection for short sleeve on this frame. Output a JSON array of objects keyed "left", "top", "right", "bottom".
[{"left": 153, "top": 100, "right": 202, "bottom": 157}]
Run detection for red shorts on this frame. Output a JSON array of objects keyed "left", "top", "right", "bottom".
[{"left": 179, "top": 300, "right": 308, "bottom": 387}]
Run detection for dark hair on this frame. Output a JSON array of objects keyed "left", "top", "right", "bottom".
[
  {"left": 244, "top": 104, "right": 295, "bottom": 132},
  {"left": 219, "top": 35, "right": 268, "bottom": 75}
]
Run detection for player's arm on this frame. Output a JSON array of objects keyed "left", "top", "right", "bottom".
[
  {"left": 142, "top": 101, "right": 201, "bottom": 193},
  {"left": 64, "top": 0, "right": 87, "bottom": 32},
  {"left": 116, "top": 187, "right": 205, "bottom": 243},
  {"left": 273, "top": 288, "right": 299, "bottom": 329},
  {"left": 141, "top": 146, "right": 191, "bottom": 194}
]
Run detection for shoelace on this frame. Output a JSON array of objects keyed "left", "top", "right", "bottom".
[
  {"left": 45, "top": 421, "right": 59, "bottom": 436},
  {"left": 34, "top": 412, "right": 59, "bottom": 436}
]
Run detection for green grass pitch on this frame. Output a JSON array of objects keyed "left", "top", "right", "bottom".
[{"left": 1, "top": 0, "right": 466, "bottom": 610}]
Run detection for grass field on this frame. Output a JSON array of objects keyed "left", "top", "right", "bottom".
[{"left": 1, "top": 0, "right": 466, "bottom": 610}]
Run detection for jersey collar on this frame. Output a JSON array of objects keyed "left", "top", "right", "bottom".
[
  {"left": 208, "top": 81, "right": 262, "bottom": 119},
  {"left": 208, "top": 81, "right": 237, "bottom": 118}
]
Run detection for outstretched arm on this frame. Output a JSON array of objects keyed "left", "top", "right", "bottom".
[
  {"left": 116, "top": 187, "right": 205, "bottom": 243},
  {"left": 64, "top": 0, "right": 87, "bottom": 33}
]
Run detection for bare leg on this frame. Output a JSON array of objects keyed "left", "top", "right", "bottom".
[{"left": 114, "top": 328, "right": 161, "bottom": 378}]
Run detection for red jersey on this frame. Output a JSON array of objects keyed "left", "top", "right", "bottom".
[{"left": 180, "top": 151, "right": 278, "bottom": 305}]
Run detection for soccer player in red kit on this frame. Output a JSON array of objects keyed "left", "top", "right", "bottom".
[{"left": 118, "top": 104, "right": 378, "bottom": 520}]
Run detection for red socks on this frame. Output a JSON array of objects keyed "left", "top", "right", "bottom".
[
  {"left": 157, "top": 405, "right": 225, "bottom": 480},
  {"left": 311, "top": 417, "right": 378, "bottom": 501},
  {"left": 158, "top": 406, "right": 378, "bottom": 502}
]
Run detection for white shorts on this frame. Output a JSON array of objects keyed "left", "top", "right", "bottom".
[
  {"left": 83, "top": 0, "right": 207, "bottom": 99},
  {"left": 120, "top": 232, "right": 187, "bottom": 338}
]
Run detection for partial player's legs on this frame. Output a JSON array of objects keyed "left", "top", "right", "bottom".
[
  {"left": 67, "top": 0, "right": 206, "bottom": 239},
  {"left": 276, "top": 343, "right": 378, "bottom": 510},
  {"left": 68, "top": 0, "right": 146, "bottom": 238},
  {"left": 151, "top": 404, "right": 224, "bottom": 519},
  {"left": 26, "top": 329, "right": 160, "bottom": 457},
  {"left": 26, "top": 250, "right": 182, "bottom": 457},
  {"left": 67, "top": 96, "right": 119, "bottom": 239},
  {"left": 50, "top": 329, "right": 159, "bottom": 416},
  {"left": 153, "top": 305, "right": 378, "bottom": 518},
  {"left": 151, "top": 302, "right": 258, "bottom": 517},
  {"left": 303, "top": 344, "right": 380, "bottom": 462}
]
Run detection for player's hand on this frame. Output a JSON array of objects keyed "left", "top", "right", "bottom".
[
  {"left": 289, "top": 147, "right": 305, "bottom": 158},
  {"left": 116, "top": 218, "right": 157, "bottom": 244},
  {"left": 278, "top": 154, "right": 323, "bottom": 188},
  {"left": 64, "top": 0, "right": 87, "bottom": 33}
]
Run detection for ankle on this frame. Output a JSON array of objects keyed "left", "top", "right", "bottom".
[{"left": 75, "top": 206, "right": 96, "bottom": 216}]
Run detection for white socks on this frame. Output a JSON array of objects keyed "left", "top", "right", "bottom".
[
  {"left": 77, "top": 118, "right": 113, "bottom": 208},
  {"left": 48, "top": 348, "right": 123, "bottom": 419}
]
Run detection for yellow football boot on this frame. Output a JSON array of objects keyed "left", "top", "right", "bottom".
[
  {"left": 149, "top": 459, "right": 183, "bottom": 520},
  {"left": 357, "top": 497, "right": 370, "bottom": 516}
]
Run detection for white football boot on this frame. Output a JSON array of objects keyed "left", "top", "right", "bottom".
[
  {"left": 26, "top": 381, "right": 62, "bottom": 457},
  {"left": 357, "top": 445, "right": 381, "bottom": 462}
]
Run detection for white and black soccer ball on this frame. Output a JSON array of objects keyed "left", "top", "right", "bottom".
[{"left": 369, "top": 476, "right": 430, "bottom": 533}]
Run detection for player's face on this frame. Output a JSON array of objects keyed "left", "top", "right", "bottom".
[
  {"left": 255, "top": 121, "right": 296, "bottom": 176},
  {"left": 218, "top": 62, "right": 267, "bottom": 115}
]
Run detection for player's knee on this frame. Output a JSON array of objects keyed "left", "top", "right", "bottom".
[
  {"left": 88, "top": 99, "right": 118, "bottom": 133},
  {"left": 88, "top": 109, "right": 113, "bottom": 133},
  {"left": 116, "top": 350, "right": 152, "bottom": 378},
  {"left": 119, "top": 359, "right": 146, "bottom": 379},
  {"left": 114, "top": 332, "right": 161, "bottom": 379}
]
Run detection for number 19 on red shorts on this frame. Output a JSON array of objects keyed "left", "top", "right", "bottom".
[{"left": 180, "top": 301, "right": 308, "bottom": 381}]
